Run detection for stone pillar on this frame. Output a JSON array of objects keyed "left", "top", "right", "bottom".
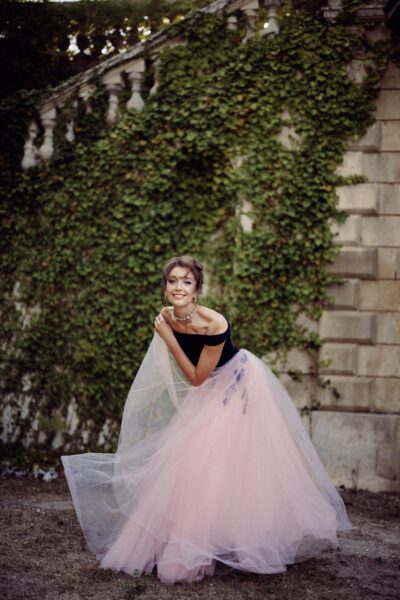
[
  {"left": 149, "top": 54, "right": 161, "bottom": 96},
  {"left": 126, "top": 59, "right": 145, "bottom": 111},
  {"left": 263, "top": 2, "right": 279, "bottom": 36},
  {"left": 242, "top": 0, "right": 259, "bottom": 33},
  {"left": 78, "top": 82, "right": 96, "bottom": 114},
  {"left": 311, "top": 59, "right": 400, "bottom": 491},
  {"left": 103, "top": 73, "right": 123, "bottom": 125},
  {"left": 65, "top": 99, "right": 78, "bottom": 143},
  {"left": 38, "top": 107, "right": 57, "bottom": 161},
  {"left": 21, "top": 120, "right": 39, "bottom": 170},
  {"left": 227, "top": 15, "right": 238, "bottom": 31}
]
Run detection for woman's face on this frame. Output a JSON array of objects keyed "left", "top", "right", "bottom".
[{"left": 165, "top": 266, "right": 197, "bottom": 307}]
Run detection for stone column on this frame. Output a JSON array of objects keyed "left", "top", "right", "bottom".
[
  {"left": 313, "top": 60, "right": 400, "bottom": 492},
  {"left": 65, "top": 99, "right": 78, "bottom": 143},
  {"left": 38, "top": 107, "right": 57, "bottom": 161},
  {"left": 227, "top": 15, "right": 238, "bottom": 31},
  {"left": 242, "top": 0, "right": 260, "bottom": 39},
  {"left": 126, "top": 59, "right": 145, "bottom": 111},
  {"left": 78, "top": 82, "right": 96, "bottom": 114},
  {"left": 21, "top": 120, "right": 39, "bottom": 170},
  {"left": 149, "top": 54, "right": 161, "bottom": 96},
  {"left": 263, "top": 2, "right": 279, "bottom": 36},
  {"left": 103, "top": 73, "right": 123, "bottom": 125}
]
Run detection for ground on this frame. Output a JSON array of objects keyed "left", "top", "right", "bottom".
[{"left": 0, "top": 476, "right": 399, "bottom": 600}]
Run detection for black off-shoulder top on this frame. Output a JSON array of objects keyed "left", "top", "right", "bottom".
[{"left": 172, "top": 317, "right": 239, "bottom": 367}]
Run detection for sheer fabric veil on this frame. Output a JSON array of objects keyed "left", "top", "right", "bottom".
[{"left": 61, "top": 333, "right": 351, "bottom": 577}]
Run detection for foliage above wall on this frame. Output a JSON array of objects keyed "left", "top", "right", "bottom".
[
  {"left": 0, "top": 4, "right": 395, "bottom": 462},
  {"left": 0, "top": 0, "right": 208, "bottom": 99}
]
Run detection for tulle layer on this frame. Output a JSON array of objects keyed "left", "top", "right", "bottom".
[{"left": 62, "top": 341, "right": 351, "bottom": 585}]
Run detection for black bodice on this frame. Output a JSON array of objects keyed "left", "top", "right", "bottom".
[{"left": 172, "top": 317, "right": 239, "bottom": 367}]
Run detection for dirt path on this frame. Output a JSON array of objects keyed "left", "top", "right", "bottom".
[{"left": 0, "top": 477, "right": 399, "bottom": 600}]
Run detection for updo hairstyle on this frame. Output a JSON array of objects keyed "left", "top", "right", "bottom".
[{"left": 162, "top": 256, "right": 204, "bottom": 296}]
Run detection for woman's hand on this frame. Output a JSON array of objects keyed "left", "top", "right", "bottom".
[{"left": 154, "top": 311, "right": 174, "bottom": 343}]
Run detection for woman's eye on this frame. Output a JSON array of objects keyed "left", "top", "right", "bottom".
[{"left": 184, "top": 281, "right": 192, "bottom": 285}]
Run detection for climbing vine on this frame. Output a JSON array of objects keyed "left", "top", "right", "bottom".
[{"left": 0, "top": 5, "right": 395, "bottom": 463}]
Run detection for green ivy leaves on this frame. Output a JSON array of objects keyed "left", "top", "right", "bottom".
[{"left": 0, "top": 7, "right": 394, "bottom": 458}]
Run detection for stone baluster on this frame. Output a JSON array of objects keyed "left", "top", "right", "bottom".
[
  {"left": 126, "top": 59, "right": 145, "bottom": 111},
  {"left": 227, "top": 15, "right": 238, "bottom": 31},
  {"left": 78, "top": 82, "right": 96, "bottom": 114},
  {"left": 242, "top": 0, "right": 260, "bottom": 38},
  {"left": 149, "top": 54, "right": 161, "bottom": 96},
  {"left": 103, "top": 73, "right": 123, "bottom": 125},
  {"left": 38, "top": 107, "right": 57, "bottom": 161},
  {"left": 65, "top": 119, "right": 75, "bottom": 143},
  {"left": 65, "top": 99, "right": 78, "bottom": 143},
  {"left": 263, "top": 1, "right": 279, "bottom": 36},
  {"left": 21, "top": 120, "right": 39, "bottom": 170}
]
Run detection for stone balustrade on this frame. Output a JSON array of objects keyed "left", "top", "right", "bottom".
[{"left": 21, "top": 0, "right": 281, "bottom": 171}]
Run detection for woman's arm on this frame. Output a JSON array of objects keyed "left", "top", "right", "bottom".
[{"left": 154, "top": 312, "right": 226, "bottom": 386}]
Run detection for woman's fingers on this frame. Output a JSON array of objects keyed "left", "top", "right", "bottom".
[{"left": 154, "top": 313, "right": 164, "bottom": 328}]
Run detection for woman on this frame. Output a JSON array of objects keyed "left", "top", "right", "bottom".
[{"left": 61, "top": 255, "right": 351, "bottom": 585}]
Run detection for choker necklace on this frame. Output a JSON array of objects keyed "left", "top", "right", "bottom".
[{"left": 174, "top": 306, "right": 197, "bottom": 321}]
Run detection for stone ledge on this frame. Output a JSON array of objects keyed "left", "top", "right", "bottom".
[
  {"left": 361, "top": 216, "right": 400, "bottom": 247},
  {"left": 326, "top": 279, "right": 359, "bottom": 310},
  {"left": 336, "top": 183, "right": 380, "bottom": 215},
  {"left": 381, "top": 121, "right": 400, "bottom": 152},
  {"left": 337, "top": 151, "right": 364, "bottom": 178},
  {"left": 263, "top": 348, "right": 315, "bottom": 375},
  {"left": 377, "top": 312, "right": 400, "bottom": 344},
  {"left": 317, "top": 375, "right": 374, "bottom": 411},
  {"left": 338, "top": 152, "right": 400, "bottom": 182},
  {"left": 319, "top": 343, "right": 358, "bottom": 375},
  {"left": 358, "top": 345, "right": 400, "bottom": 377},
  {"left": 348, "top": 122, "right": 381, "bottom": 152},
  {"left": 317, "top": 374, "right": 400, "bottom": 413},
  {"left": 326, "top": 247, "right": 378, "bottom": 279},
  {"left": 379, "top": 184, "right": 400, "bottom": 215},
  {"left": 377, "top": 248, "right": 400, "bottom": 279},
  {"left": 319, "top": 311, "right": 377, "bottom": 344},
  {"left": 359, "top": 281, "right": 400, "bottom": 310},
  {"left": 332, "top": 215, "right": 361, "bottom": 246},
  {"left": 311, "top": 411, "right": 400, "bottom": 492},
  {"left": 363, "top": 153, "right": 400, "bottom": 183}
]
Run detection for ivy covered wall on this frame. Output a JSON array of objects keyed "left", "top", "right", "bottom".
[{"left": 0, "top": 4, "right": 396, "bottom": 465}]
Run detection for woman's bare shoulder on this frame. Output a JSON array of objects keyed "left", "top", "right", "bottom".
[{"left": 201, "top": 307, "right": 228, "bottom": 335}]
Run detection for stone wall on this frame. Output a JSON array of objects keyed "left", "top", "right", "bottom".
[{"left": 275, "top": 60, "right": 400, "bottom": 492}]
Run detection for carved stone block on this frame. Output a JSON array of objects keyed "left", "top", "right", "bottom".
[
  {"left": 319, "top": 311, "right": 377, "bottom": 344},
  {"left": 326, "top": 247, "right": 378, "bottom": 279}
]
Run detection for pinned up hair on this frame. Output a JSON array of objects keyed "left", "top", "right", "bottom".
[{"left": 162, "top": 255, "right": 204, "bottom": 295}]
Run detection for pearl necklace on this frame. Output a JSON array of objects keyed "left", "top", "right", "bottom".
[{"left": 173, "top": 305, "right": 197, "bottom": 321}]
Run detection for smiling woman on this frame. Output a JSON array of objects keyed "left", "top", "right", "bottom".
[{"left": 61, "top": 254, "right": 352, "bottom": 585}]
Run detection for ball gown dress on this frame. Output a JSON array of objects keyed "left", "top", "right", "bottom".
[{"left": 61, "top": 317, "right": 351, "bottom": 585}]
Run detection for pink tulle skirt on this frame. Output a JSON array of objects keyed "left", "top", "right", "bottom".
[{"left": 62, "top": 346, "right": 351, "bottom": 585}]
